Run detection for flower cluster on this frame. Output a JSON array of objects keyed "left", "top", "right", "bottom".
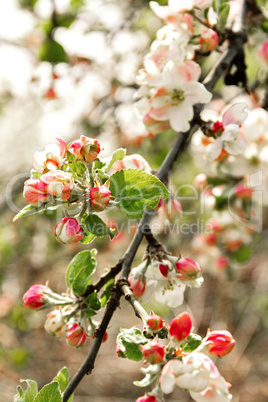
[
  {"left": 22, "top": 283, "right": 108, "bottom": 348},
  {"left": 116, "top": 310, "right": 235, "bottom": 402},
  {"left": 134, "top": 0, "right": 220, "bottom": 134},
  {"left": 129, "top": 254, "right": 203, "bottom": 308}
]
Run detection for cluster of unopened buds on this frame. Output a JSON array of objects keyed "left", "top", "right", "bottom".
[
  {"left": 129, "top": 254, "right": 203, "bottom": 308},
  {"left": 117, "top": 309, "right": 235, "bottom": 402},
  {"left": 22, "top": 284, "right": 107, "bottom": 348}
]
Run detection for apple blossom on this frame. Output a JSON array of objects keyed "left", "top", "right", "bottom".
[
  {"left": 68, "top": 135, "right": 100, "bottom": 163},
  {"left": 206, "top": 103, "right": 248, "bottom": 162},
  {"left": 140, "top": 340, "right": 165, "bottom": 364},
  {"left": 33, "top": 137, "right": 67, "bottom": 173},
  {"left": 23, "top": 178, "right": 50, "bottom": 206},
  {"left": 90, "top": 186, "right": 111, "bottom": 211},
  {"left": 147, "top": 311, "right": 163, "bottom": 331},
  {"left": 66, "top": 323, "right": 87, "bottom": 348},
  {"left": 112, "top": 154, "right": 151, "bottom": 173},
  {"left": 234, "top": 184, "right": 253, "bottom": 200},
  {"left": 214, "top": 256, "right": 229, "bottom": 271},
  {"left": 257, "top": 39, "right": 268, "bottom": 69},
  {"left": 129, "top": 276, "right": 146, "bottom": 299},
  {"left": 176, "top": 258, "right": 203, "bottom": 283},
  {"left": 169, "top": 311, "right": 192, "bottom": 341},
  {"left": 41, "top": 170, "right": 74, "bottom": 201},
  {"left": 54, "top": 217, "right": 83, "bottom": 244},
  {"left": 45, "top": 309, "right": 67, "bottom": 337},
  {"left": 136, "top": 395, "right": 156, "bottom": 402},
  {"left": 199, "top": 29, "right": 219, "bottom": 52}
]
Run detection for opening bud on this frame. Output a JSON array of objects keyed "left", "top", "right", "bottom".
[
  {"left": 129, "top": 276, "right": 146, "bottom": 299},
  {"left": 68, "top": 135, "right": 100, "bottom": 163},
  {"left": 66, "top": 323, "right": 87, "bottom": 348},
  {"left": 54, "top": 217, "right": 83, "bottom": 244},
  {"left": 23, "top": 179, "right": 50, "bottom": 206},
  {"left": 136, "top": 395, "right": 156, "bottom": 402},
  {"left": 169, "top": 312, "right": 192, "bottom": 341},
  {"left": 204, "top": 330, "right": 236, "bottom": 357},
  {"left": 23, "top": 284, "right": 48, "bottom": 310},
  {"left": 147, "top": 311, "right": 163, "bottom": 331},
  {"left": 140, "top": 340, "right": 165, "bottom": 364},
  {"left": 176, "top": 258, "right": 202, "bottom": 282},
  {"left": 90, "top": 186, "right": 111, "bottom": 212},
  {"left": 45, "top": 309, "right": 66, "bottom": 337}
]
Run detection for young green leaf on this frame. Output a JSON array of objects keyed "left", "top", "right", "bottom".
[
  {"left": 66, "top": 250, "right": 97, "bottom": 295},
  {"left": 110, "top": 169, "right": 169, "bottom": 219},
  {"left": 63, "top": 151, "right": 86, "bottom": 179},
  {"left": 232, "top": 245, "right": 252, "bottom": 263},
  {"left": 20, "top": 379, "right": 38, "bottom": 402},
  {"left": 134, "top": 365, "right": 162, "bottom": 387},
  {"left": 180, "top": 333, "right": 202, "bottom": 353},
  {"left": 83, "top": 214, "right": 116, "bottom": 239},
  {"left": 100, "top": 148, "right": 126, "bottom": 172},
  {"left": 116, "top": 327, "right": 148, "bottom": 361},
  {"left": 33, "top": 382, "right": 62, "bottom": 402},
  {"left": 14, "top": 386, "right": 26, "bottom": 402},
  {"left": 86, "top": 291, "right": 101, "bottom": 310},
  {"left": 100, "top": 278, "right": 114, "bottom": 307}
]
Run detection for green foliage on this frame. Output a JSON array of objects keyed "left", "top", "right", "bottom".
[
  {"left": 82, "top": 214, "right": 116, "bottom": 239},
  {"left": 13, "top": 203, "right": 66, "bottom": 222},
  {"left": 110, "top": 169, "right": 169, "bottom": 219},
  {"left": 134, "top": 364, "right": 162, "bottom": 387},
  {"left": 233, "top": 245, "right": 252, "bottom": 262},
  {"left": 212, "top": 0, "right": 230, "bottom": 31},
  {"left": 63, "top": 151, "right": 86, "bottom": 179},
  {"left": 116, "top": 327, "right": 148, "bottom": 361},
  {"left": 181, "top": 333, "right": 202, "bottom": 353},
  {"left": 34, "top": 382, "right": 62, "bottom": 402},
  {"left": 86, "top": 291, "right": 101, "bottom": 310},
  {"left": 66, "top": 250, "right": 97, "bottom": 295},
  {"left": 39, "top": 39, "right": 67, "bottom": 64},
  {"left": 100, "top": 278, "right": 114, "bottom": 307},
  {"left": 53, "top": 367, "right": 73, "bottom": 402},
  {"left": 97, "top": 148, "right": 126, "bottom": 173}
]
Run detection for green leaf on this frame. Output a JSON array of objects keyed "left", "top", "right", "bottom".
[
  {"left": 13, "top": 205, "right": 40, "bottom": 222},
  {"left": 83, "top": 214, "right": 116, "bottom": 239},
  {"left": 53, "top": 367, "right": 69, "bottom": 393},
  {"left": 182, "top": 333, "right": 202, "bottom": 353},
  {"left": 218, "top": 3, "right": 230, "bottom": 30},
  {"left": 99, "top": 148, "right": 126, "bottom": 173},
  {"left": 110, "top": 169, "right": 169, "bottom": 219},
  {"left": 81, "top": 232, "right": 96, "bottom": 244},
  {"left": 116, "top": 327, "right": 148, "bottom": 361},
  {"left": 83, "top": 309, "right": 96, "bottom": 318},
  {"left": 100, "top": 278, "right": 114, "bottom": 307},
  {"left": 134, "top": 364, "right": 161, "bottom": 387},
  {"left": 39, "top": 39, "right": 67, "bottom": 64},
  {"left": 66, "top": 250, "right": 97, "bottom": 295},
  {"left": 20, "top": 380, "right": 38, "bottom": 402},
  {"left": 232, "top": 245, "right": 252, "bottom": 263},
  {"left": 34, "top": 382, "right": 62, "bottom": 402},
  {"left": 64, "top": 151, "right": 86, "bottom": 179},
  {"left": 14, "top": 386, "right": 25, "bottom": 402},
  {"left": 86, "top": 291, "right": 101, "bottom": 310}
]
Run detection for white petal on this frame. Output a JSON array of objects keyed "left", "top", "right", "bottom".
[
  {"left": 206, "top": 138, "right": 222, "bottom": 161},
  {"left": 169, "top": 101, "right": 193, "bottom": 132},
  {"left": 221, "top": 124, "right": 240, "bottom": 141},
  {"left": 169, "top": 0, "right": 194, "bottom": 12},
  {"left": 150, "top": 1, "right": 172, "bottom": 19},
  {"left": 183, "top": 81, "right": 212, "bottom": 105},
  {"left": 222, "top": 103, "right": 248, "bottom": 127},
  {"left": 223, "top": 138, "right": 246, "bottom": 155}
]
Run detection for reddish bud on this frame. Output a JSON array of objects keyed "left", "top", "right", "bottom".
[
  {"left": 136, "top": 395, "right": 156, "bottom": 402},
  {"left": 212, "top": 121, "right": 224, "bottom": 134},
  {"left": 147, "top": 311, "right": 163, "bottom": 331},
  {"left": 44, "top": 87, "right": 57, "bottom": 99},
  {"left": 176, "top": 258, "right": 202, "bottom": 282},
  {"left": 169, "top": 312, "right": 192, "bottom": 341},
  {"left": 68, "top": 135, "right": 100, "bottom": 163},
  {"left": 203, "top": 233, "right": 218, "bottom": 246},
  {"left": 140, "top": 340, "right": 165, "bottom": 364},
  {"left": 205, "top": 330, "right": 236, "bottom": 357},
  {"left": 90, "top": 186, "right": 111, "bottom": 212},
  {"left": 66, "top": 323, "right": 87, "bottom": 348},
  {"left": 54, "top": 217, "right": 83, "bottom": 244},
  {"left": 23, "top": 284, "right": 47, "bottom": 309},
  {"left": 214, "top": 256, "right": 229, "bottom": 271},
  {"left": 23, "top": 179, "right": 49, "bottom": 205},
  {"left": 234, "top": 184, "right": 253, "bottom": 200},
  {"left": 199, "top": 29, "right": 219, "bottom": 51},
  {"left": 193, "top": 173, "right": 208, "bottom": 191},
  {"left": 129, "top": 276, "right": 146, "bottom": 299},
  {"left": 41, "top": 170, "right": 74, "bottom": 201}
]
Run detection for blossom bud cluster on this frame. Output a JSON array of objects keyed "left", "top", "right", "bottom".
[
  {"left": 129, "top": 254, "right": 203, "bottom": 308},
  {"left": 120, "top": 309, "right": 236, "bottom": 402},
  {"left": 22, "top": 284, "right": 107, "bottom": 348}
]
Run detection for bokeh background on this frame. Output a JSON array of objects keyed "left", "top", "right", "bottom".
[{"left": 1, "top": 0, "right": 268, "bottom": 401}]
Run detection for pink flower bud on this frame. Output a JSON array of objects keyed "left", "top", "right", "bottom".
[
  {"left": 23, "top": 179, "right": 50, "bottom": 205},
  {"left": 212, "top": 121, "right": 224, "bottom": 134},
  {"left": 23, "top": 284, "right": 47, "bottom": 309},
  {"left": 129, "top": 276, "right": 146, "bottom": 299},
  {"left": 147, "top": 311, "right": 163, "bottom": 331},
  {"left": 68, "top": 135, "right": 100, "bottom": 163},
  {"left": 204, "top": 330, "right": 236, "bottom": 357},
  {"left": 234, "top": 184, "right": 253, "bottom": 200},
  {"left": 33, "top": 138, "right": 67, "bottom": 173},
  {"left": 136, "top": 395, "right": 156, "bottom": 402},
  {"left": 41, "top": 170, "right": 74, "bottom": 201},
  {"left": 54, "top": 217, "right": 83, "bottom": 244},
  {"left": 45, "top": 309, "right": 66, "bottom": 337},
  {"left": 140, "top": 340, "right": 165, "bottom": 364},
  {"left": 193, "top": 173, "right": 208, "bottom": 191},
  {"left": 199, "top": 29, "right": 219, "bottom": 51},
  {"left": 203, "top": 233, "right": 218, "bottom": 246},
  {"left": 90, "top": 186, "right": 111, "bottom": 212},
  {"left": 66, "top": 323, "right": 87, "bottom": 347},
  {"left": 169, "top": 312, "right": 192, "bottom": 341},
  {"left": 214, "top": 255, "right": 229, "bottom": 271},
  {"left": 176, "top": 258, "right": 203, "bottom": 282}
]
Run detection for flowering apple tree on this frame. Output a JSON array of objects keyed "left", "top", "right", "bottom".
[{"left": 9, "top": 0, "right": 268, "bottom": 401}]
